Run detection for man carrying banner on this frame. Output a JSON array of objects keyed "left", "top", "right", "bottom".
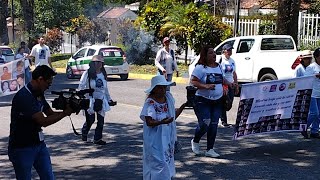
[{"left": 302, "top": 48, "right": 320, "bottom": 139}]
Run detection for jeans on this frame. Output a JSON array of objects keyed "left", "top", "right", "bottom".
[
  {"left": 24, "top": 67, "right": 32, "bottom": 84},
  {"left": 193, "top": 96, "right": 223, "bottom": 150},
  {"left": 82, "top": 111, "right": 105, "bottom": 141},
  {"left": 307, "top": 97, "right": 320, "bottom": 134},
  {"left": 8, "top": 142, "right": 54, "bottom": 180},
  {"left": 221, "top": 87, "right": 235, "bottom": 124}
]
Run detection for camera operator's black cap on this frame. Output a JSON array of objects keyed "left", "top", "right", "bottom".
[{"left": 32, "top": 65, "right": 57, "bottom": 80}]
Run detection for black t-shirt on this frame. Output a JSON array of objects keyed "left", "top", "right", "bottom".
[{"left": 9, "top": 83, "right": 50, "bottom": 148}]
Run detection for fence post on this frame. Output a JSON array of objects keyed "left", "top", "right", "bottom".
[
  {"left": 297, "top": 11, "right": 303, "bottom": 48},
  {"left": 256, "top": 19, "right": 261, "bottom": 35}
]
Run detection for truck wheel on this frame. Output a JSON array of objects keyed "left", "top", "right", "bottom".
[
  {"left": 259, "top": 73, "right": 277, "bottom": 82},
  {"left": 120, "top": 74, "right": 128, "bottom": 80},
  {"left": 66, "top": 66, "right": 75, "bottom": 79}
]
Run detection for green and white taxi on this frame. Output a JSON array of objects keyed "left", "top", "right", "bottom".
[{"left": 66, "top": 45, "right": 129, "bottom": 80}]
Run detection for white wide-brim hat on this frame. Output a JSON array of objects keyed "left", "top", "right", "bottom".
[
  {"left": 300, "top": 50, "right": 312, "bottom": 58},
  {"left": 145, "top": 75, "right": 176, "bottom": 94}
]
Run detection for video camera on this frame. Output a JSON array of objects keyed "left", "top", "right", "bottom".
[{"left": 51, "top": 88, "right": 93, "bottom": 114}]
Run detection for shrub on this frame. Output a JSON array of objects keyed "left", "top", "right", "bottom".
[
  {"left": 45, "top": 28, "right": 63, "bottom": 53},
  {"left": 51, "top": 53, "right": 72, "bottom": 62}
]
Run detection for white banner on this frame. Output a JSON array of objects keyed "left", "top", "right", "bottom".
[
  {"left": 233, "top": 76, "right": 314, "bottom": 139},
  {"left": 0, "top": 59, "right": 26, "bottom": 97}
]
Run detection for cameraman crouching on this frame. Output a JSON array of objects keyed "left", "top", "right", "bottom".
[
  {"left": 8, "top": 65, "right": 73, "bottom": 180},
  {"left": 78, "top": 55, "right": 115, "bottom": 145}
]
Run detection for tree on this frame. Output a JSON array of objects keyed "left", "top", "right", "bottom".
[
  {"left": 0, "top": 0, "right": 9, "bottom": 45},
  {"left": 19, "top": 0, "right": 35, "bottom": 39},
  {"left": 309, "top": 0, "right": 320, "bottom": 14},
  {"left": 276, "top": 0, "right": 301, "bottom": 44}
]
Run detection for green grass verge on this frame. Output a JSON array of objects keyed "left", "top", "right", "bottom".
[{"left": 52, "top": 59, "right": 189, "bottom": 76}]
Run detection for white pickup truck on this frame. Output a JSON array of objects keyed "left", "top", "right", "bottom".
[{"left": 189, "top": 35, "right": 302, "bottom": 83}]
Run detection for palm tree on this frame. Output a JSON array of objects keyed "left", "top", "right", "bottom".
[{"left": 160, "top": 4, "right": 192, "bottom": 65}]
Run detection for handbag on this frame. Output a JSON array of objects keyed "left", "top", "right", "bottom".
[
  {"left": 222, "top": 94, "right": 232, "bottom": 111},
  {"left": 93, "top": 99, "right": 103, "bottom": 112}
]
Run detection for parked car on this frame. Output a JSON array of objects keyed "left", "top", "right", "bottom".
[
  {"left": 66, "top": 45, "right": 129, "bottom": 80},
  {"left": 0, "top": 46, "right": 15, "bottom": 62},
  {"left": 189, "top": 35, "right": 302, "bottom": 83}
]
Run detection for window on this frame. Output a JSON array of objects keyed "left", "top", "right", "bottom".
[
  {"left": 99, "top": 48, "right": 124, "bottom": 57},
  {"left": 0, "top": 48, "right": 14, "bottom": 56},
  {"left": 261, "top": 38, "right": 294, "bottom": 50},
  {"left": 237, "top": 39, "right": 254, "bottom": 53},
  {"left": 74, "top": 48, "right": 87, "bottom": 59},
  {"left": 215, "top": 40, "right": 235, "bottom": 55},
  {"left": 87, "top": 49, "right": 96, "bottom": 56}
]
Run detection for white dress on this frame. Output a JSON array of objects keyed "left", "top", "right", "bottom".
[{"left": 140, "top": 92, "right": 176, "bottom": 180}]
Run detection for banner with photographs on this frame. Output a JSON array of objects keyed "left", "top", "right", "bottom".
[
  {"left": 233, "top": 76, "right": 314, "bottom": 140},
  {"left": 0, "top": 59, "right": 25, "bottom": 97}
]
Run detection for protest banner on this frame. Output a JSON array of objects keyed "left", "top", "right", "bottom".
[
  {"left": 233, "top": 76, "right": 314, "bottom": 139},
  {"left": 0, "top": 59, "right": 25, "bottom": 97}
]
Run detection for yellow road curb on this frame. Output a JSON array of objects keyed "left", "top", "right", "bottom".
[{"left": 55, "top": 68, "right": 188, "bottom": 84}]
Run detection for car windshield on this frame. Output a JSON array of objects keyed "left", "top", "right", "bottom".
[
  {"left": 1, "top": 48, "right": 14, "bottom": 56},
  {"left": 99, "top": 48, "right": 123, "bottom": 57}
]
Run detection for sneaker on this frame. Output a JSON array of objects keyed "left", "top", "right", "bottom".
[
  {"left": 93, "top": 139, "right": 106, "bottom": 145},
  {"left": 222, "top": 122, "right": 231, "bottom": 128},
  {"left": 205, "top": 149, "right": 220, "bottom": 158},
  {"left": 310, "top": 133, "right": 320, "bottom": 139},
  {"left": 301, "top": 131, "right": 309, "bottom": 139},
  {"left": 191, "top": 139, "right": 201, "bottom": 155},
  {"left": 82, "top": 135, "right": 87, "bottom": 142}
]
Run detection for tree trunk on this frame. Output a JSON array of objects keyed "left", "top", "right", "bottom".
[
  {"left": 19, "top": 0, "right": 34, "bottom": 45},
  {"left": 276, "top": 0, "right": 301, "bottom": 44},
  {"left": 0, "top": 0, "right": 9, "bottom": 45}
]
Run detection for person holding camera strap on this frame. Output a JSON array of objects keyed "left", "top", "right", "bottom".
[
  {"left": 78, "top": 55, "right": 114, "bottom": 145},
  {"left": 8, "top": 65, "right": 73, "bottom": 180}
]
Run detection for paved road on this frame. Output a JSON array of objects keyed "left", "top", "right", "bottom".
[{"left": 1, "top": 74, "right": 320, "bottom": 179}]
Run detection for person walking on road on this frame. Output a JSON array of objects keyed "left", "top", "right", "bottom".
[
  {"left": 78, "top": 55, "right": 114, "bottom": 145},
  {"left": 302, "top": 48, "right": 320, "bottom": 139},
  {"left": 155, "top": 37, "right": 179, "bottom": 90},
  {"left": 190, "top": 45, "right": 231, "bottom": 158},
  {"left": 219, "top": 44, "right": 239, "bottom": 127},
  {"left": 140, "top": 75, "right": 186, "bottom": 180},
  {"left": 29, "top": 36, "right": 53, "bottom": 69},
  {"left": 294, "top": 50, "right": 312, "bottom": 77},
  {"left": 8, "top": 65, "right": 73, "bottom": 180}
]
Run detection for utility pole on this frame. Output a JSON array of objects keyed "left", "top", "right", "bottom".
[
  {"left": 234, "top": 0, "right": 240, "bottom": 37},
  {"left": 11, "top": 0, "right": 15, "bottom": 43}
]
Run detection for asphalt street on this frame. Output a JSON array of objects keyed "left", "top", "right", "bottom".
[{"left": 1, "top": 74, "right": 320, "bottom": 179}]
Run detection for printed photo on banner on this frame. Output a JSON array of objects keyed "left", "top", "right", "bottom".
[
  {"left": 233, "top": 76, "right": 314, "bottom": 140},
  {"left": 0, "top": 59, "right": 25, "bottom": 97}
]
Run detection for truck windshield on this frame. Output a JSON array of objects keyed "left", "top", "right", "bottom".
[{"left": 261, "top": 38, "right": 295, "bottom": 50}]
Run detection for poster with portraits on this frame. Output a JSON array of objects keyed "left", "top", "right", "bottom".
[
  {"left": 0, "top": 59, "right": 25, "bottom": 97},
  {"left": 233, "top": 76, "right": 314, "bottom": 140}
]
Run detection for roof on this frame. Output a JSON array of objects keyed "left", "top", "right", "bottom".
[
  {"left": 241, "top": 0, "right": 309, "bottom": 10},
  {"left": 97, "top": 7, "right": 130, "bottom": 19}
]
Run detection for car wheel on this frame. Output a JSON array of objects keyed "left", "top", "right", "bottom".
[
  {"left": 259, "top": 73, "right": 277, "bottom": 82},
  {"left": 66, "top": 66, "right": 75, "bottom": 79},
  {"left": 120, "top": 74, "right": 128, "bottom": 80}
]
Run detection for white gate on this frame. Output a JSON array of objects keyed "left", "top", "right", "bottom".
[{"left": 298, "top": 12, "right": 320, "bottom": 46}]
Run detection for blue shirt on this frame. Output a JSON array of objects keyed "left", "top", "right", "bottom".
[{"left": 9, "top": 83, "right": 50, "bottom": 148}]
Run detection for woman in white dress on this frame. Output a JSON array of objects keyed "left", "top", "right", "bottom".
[{"left": 140, "top": 75, "right": 186, "bottom": 180}]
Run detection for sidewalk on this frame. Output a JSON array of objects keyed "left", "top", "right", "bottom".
[{"left": 55, "top": 68, "right": 189, "bottom": 84}]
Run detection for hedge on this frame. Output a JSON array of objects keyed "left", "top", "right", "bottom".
[{"left": 51, "top": 53, "right": 72, "bottom": 62}]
